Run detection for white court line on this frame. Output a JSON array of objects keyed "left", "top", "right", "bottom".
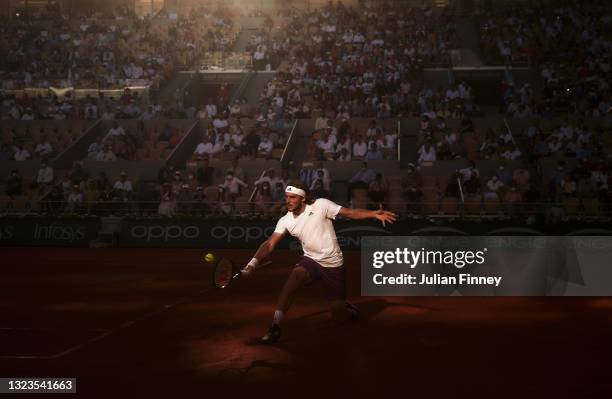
[{"left": 0, "top": 288, "right": 212, "bottom": 360}]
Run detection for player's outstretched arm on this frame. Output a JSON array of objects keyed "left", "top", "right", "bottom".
[
  {"left": 242, "top": 232, "right": 284, "bottom": 275},
  {"left": 338, "top": 204, "right": 397, "bottom": 227}
]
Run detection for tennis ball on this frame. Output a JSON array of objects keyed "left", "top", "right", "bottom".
[{"left": 204, "top": 253, "right": 215, "bottom": 263}]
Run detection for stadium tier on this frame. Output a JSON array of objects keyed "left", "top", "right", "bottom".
[{"left": 0, "top": 0, "right": 610, "bottom": 222}]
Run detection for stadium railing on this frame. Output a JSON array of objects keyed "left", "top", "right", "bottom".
[{"left": 0, "top": 200, "right": 609, "bottom": 222}]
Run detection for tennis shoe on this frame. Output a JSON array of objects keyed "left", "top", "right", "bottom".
[{"left": 261, "top": 324, "right": 281, "bottom": 344}]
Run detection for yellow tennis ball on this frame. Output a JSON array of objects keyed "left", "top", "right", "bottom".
[{"left": 204, "top": 253, "right": 215, "bottom": 263}]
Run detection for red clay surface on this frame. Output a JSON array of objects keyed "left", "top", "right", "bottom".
[{"left": 1, "top": 248, "right": 611, "bottom": 398}]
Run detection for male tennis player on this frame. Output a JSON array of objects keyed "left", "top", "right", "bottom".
[{"left": 242, "top": 180, "right": 397, "bottom": 344}]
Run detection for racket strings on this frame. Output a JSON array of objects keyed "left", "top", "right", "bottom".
[{"left": 214, "top": 258, "right": 234, "bottom": 288}]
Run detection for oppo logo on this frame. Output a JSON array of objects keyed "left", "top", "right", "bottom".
[
  {"left": 130, "top": 225, "right": 201, "bottom": 241},
  {"left": 210, "top": 225, "right": 276, "bottom": 242}
]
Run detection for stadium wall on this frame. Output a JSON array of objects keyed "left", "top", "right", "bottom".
[{"left": 2, "top": 217, "right": 611, "bottom": 249}]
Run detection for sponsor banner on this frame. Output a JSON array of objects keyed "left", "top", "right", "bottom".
[
  {"left": 119, "top": 219, "right": 612, "bottom": 249},
  {"left": 0, "top": 217, "right": 98, "bottom": 247},
  {"left": 120, "top": 219, "right": 294, "bottom": 248},
  {"left": 362, "top": 236, "right": 612, "bottom": 296}
]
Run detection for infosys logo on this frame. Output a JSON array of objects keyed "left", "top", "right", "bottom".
[{"left": 34, "top": 224, "right": 86, "bottom": 242}]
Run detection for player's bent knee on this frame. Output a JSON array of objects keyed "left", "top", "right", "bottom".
[{"left": 292, "top": 266, "right": 312, "bottom": 284}]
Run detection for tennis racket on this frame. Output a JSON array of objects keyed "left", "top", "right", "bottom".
[{"left": 213, "top": 256, "right": 271, "bottom": 289}]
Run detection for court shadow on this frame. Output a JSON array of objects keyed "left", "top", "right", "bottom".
[
  {"left": 217, "top": 359, "right": 296, "bottom": 379},
  {"left": 292, "top": 298, "right": 440, "bottom": 324}
]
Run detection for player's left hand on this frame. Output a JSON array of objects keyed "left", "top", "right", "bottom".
[{"left": 375, "top": 204, "right": 397, "bottom": 227}]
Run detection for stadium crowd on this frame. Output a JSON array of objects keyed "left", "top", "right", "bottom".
[
  {"left": 479, "top": 1, "right": 611, "bottom": 117},
  {"left": 0, "top": 1, "right": 610, "bottom": 222}
]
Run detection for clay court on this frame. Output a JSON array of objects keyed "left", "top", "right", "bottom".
[{"left": 1, "top": 248, "right": 611, "bottom": 398}]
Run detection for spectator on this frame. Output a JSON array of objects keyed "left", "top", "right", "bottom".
[
  {"left": 65, "top": 185, "right": 84, "bottom": 213},
  {"left": 13, "top": 145, "right": 30, "bottom": 161},
  {"left": 417, "top": 142, "right": 436, "bottom": 164},
  {"left": 484, "top": 176, "right": 505, "bottom": 200},
  {"left": 459, "top": 161, "right": 480, "bottom": 183},
  {"left": 402, "top": 163, "right": 423, "bottom": 203},
  {"left": 512, "top": 163, "right": 531, "bottom": 192},
  {"left": 34, "top": 136, "right": 54, "bottom": 158},
  {"left": 176, "top": 183, "right": 195, "bottom": 214},
  {"left": 315, "top": 133, "right": 335, "bottom": 160},
  {"left": 83, "top": 179, "right": 100, "bottom": 207},
  {"left": 69, "top": 162, "right": 88, "bottom": 186},
  {"left": 444, "top": 172, "right": 462, "bottom": 198},
  {"left": 171, "top": 171, "right": 184, "bottom": 194},
  {"left": 96, "top": 145, "right": 117, "bottom": 161},
  {"left": 503, "top": 185, "right": 524, "bottom": 218},
  {"left": 218, "top": 171, "right": 248, "bottom": 203},
  {"left": 88, "top": 137, "right": 103, "bottom": 159},
  {"left": 500, "top": 146, "right": 521, "bottom": 160},
  {"left": 312, "top": 162, "right": 331, "bottom": 191},
  {"left": 464, "top": 173, "right": 482, "bottom": 195},
  {"left": 561, "top": 177, "right": 577, "bottom": 198},
  {"left": 243, "top": 129, "right": 261, "bottom": 157},
  {"left": 254, "top": 181, "right": 273, "bottom": 215},
  {"left": 256, "top": 168, "right": 284, "bottom": 190},
  {"left": 197, "top": 158, "right": 215, "bottom": 188},
  {"left": 194, "top": 137, "right": 215, "bottom": 159},
  {"left": 168, "top": 129, "right": 182, "bottom": 148},
  {"left": 5, "top": 169, "right": 23, "bottom": 197},
  {"left": 230, "top": 125, "right": 246, "bottom": 151},
  {"left": 352, "top": 135, "right": 368, "bottom": 159},
  {"left": 271, "top": 181, "right": 285, "bottom": 203},
  {"left": 257, "top": 134, "right": 273, "bottom": 158},
  {"left": 113, "top": 172, "right": 133, "bottom": 201},
  {"left": 496, "top": 164, "right": 513, "bottom": 186},
  {"left": 106, "top": 121, "right": 125, "bottom": 140},
  {"left": 337, "top": 148, "right": 351, "bottom": 161},
  {"left": 43, "top": 185, "right": 64, "bottom": 214},
  {"left": 366, "top": 143, "right": 384, "bottom": 161},
  {"left": 367, "top": 173, "right": 388, "bottom": 208},
  {"left": 0, "top": 143, "right": 13, "bottom": 161},
  {"left": 349, "top": 162, "right": 377, "bottom": 199},
  {"left": 158, "top": 183, "right": 176, "bottom": 218},
  {"left": 225, "top": 158, "right": 244, "bottom": 183},
  {"left": 311, "top": 179, "right": 331, "bottom": 199},
  {"left": 36, "top": 160, "right": 54, "bottom": 186}
]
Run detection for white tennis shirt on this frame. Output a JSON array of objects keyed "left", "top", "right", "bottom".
[{"left": 274, "top": 198, "right": 344, "bottom": 268}]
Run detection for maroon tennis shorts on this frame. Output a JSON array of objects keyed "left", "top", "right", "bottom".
[{"left": 295, "top": 256, "right": 346, "bottom": 300}]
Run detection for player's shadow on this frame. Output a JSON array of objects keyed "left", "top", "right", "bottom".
[
  {"left": 238, "top": 298, "right": 440, "bottom": 381},
  {"left": 244, "top": 298, "right": 439, "bottom": 347},
  {"left": 294, "top": 298, "right": 440, "bottom": 323}
]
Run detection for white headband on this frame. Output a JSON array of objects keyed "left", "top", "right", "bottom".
[{"left": 285, "top": 185, "right": 306, "bottom": 198}]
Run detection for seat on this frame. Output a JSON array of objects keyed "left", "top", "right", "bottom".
[
  {"left": 583, "top": 198, "right": 600, "bottom": 217},
  {"left": 464, "top": 194, "right": 482, "bottom": 215},
  {"left": 484, "top": 198, "right": 501, "bottom": 215},
  {"left": 422, "top": 175, "right": 438, "bottom": 188},
  {"left": 271, "top": 148, "right": 284, "bottom": 160},
  {"left": 440, "top": 197, "right": 459, "bottom": 215},
  {"left": 562, "top": 197, "right": 580, "bottom": 218}
]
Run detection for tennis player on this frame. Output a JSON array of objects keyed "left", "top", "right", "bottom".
[{"left": 242, "top": 180, "right": 397, "bottom": 344}]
